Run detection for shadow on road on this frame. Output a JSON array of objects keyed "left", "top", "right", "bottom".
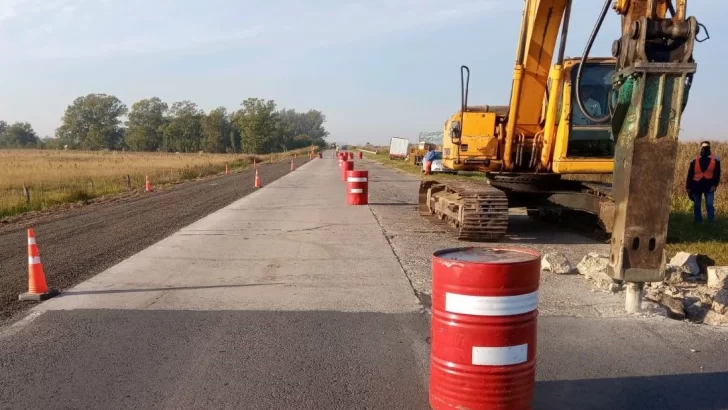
[
  {"left": 535, "top": 372, "right": 728, "bottom": 410},
  {"left": 367, "top": 202, "right": 418, "bottom": 206},
  {"left": 0, "top": 309, "right": 431, "bottom": 409}
]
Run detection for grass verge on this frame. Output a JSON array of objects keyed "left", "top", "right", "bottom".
[{"left": 1, "top": 148, "right": 311, "bottom": 219}]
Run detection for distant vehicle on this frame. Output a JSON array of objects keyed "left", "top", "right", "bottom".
[
  {"left": 422, "top": 151, "right": 455, "bottom": 174},
  {"left": 389, "top": 137, "right": 409, "bottom": 160}
]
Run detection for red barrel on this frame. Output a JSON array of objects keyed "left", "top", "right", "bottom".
[
  {"left": 341, "top": 160, "right": 353, "bottom": 181},
  {"left": 347, "top": 152, "right": 353, "bottom": 161},
  {"left": 346, "top": 170, "right": 368, "bottom": 205},
  {"left": 429, "top": 247, "right": 541, "bottom": 410},
  {"left": 358, "top": 151, "right": 363, "bottom": 159},
  {"left": 318, "top": 153, "right": 322, "bottom": 159}
]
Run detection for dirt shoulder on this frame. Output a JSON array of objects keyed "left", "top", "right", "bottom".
[{"left": 0, "top": 157, "right": 310, "bottom": 323}]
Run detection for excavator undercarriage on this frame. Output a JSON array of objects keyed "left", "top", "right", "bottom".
[{"left": 418, "top": 175, "right": 616, "bottom": 241}]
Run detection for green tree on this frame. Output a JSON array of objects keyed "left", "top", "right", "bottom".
[
  {"left": 291, "top": 134, "right": 312, "bottom": 149},
  {"left": 125, "top": 97, "right": 168, "bottom": 151},
  {"left": 273, "top": 108, "right": 329, "bottom": 151},
  {"left": 300, "top": 109, "right": 329, "bottom": 140},
  {"left": 0, "top": 122, "right": 40, "bottom": 148},
  {"left": 201, "top": 107, "right": 230, "bottom": 153},
  {"left": 40, "top": 136, "right": 66, "bottom": 150},
  {"left": 56, "top": 93, "right": 127, "bottom": 149},
  {"left": 163, "top": 101, "right": 203, "bottom": 152},
  {"left": 232, "top": 98, "right": 278, "bottom": 154}
]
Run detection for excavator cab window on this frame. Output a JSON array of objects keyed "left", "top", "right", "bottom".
[{"left": 566, "top": 63, "right": 615, "bottom": 158}]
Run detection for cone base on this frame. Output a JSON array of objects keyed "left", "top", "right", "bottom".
[{"left": 19, "top": 289, "right": 59, "bottom": 301}]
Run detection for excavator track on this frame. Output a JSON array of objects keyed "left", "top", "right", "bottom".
[{"left": 419, "top": 179, "right": 509, "bottom": 241}]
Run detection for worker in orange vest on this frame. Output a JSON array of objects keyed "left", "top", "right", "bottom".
[{"left": 687, "top": 141, "right": 721, "bottom": 223}]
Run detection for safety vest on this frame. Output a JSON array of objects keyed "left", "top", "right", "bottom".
[{"left": 693, "top": 155, "right": 716, "bottom": 181}]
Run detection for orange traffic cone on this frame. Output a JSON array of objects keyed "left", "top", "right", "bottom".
[
  {"left": 19, "top": 228, "right": 58, "bottom": 301},
  {"left": 145, "top": 175, "right": 152, "bottom": 192},
  {"left": 290, "top": 159, "right": 295, "bottom": 171},
  {"left": 254, "top": 169, "right": 261, "bottom": 188},
  {"left": 225, "top": 164, "right": 230, "bottom": 175}
]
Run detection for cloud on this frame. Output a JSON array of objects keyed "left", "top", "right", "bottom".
[{"left": 0, "top": 0, "right": 514, "bottom": 60}]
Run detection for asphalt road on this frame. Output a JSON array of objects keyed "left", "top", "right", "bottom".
[
  {"left": 0, "top": 155, "right": 431, "bottom": 409},
  {"left": 0, "top": 156, "right": 310, "bottom": 322}
]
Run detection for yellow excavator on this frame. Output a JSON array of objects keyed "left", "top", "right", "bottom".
[{"left": 418, "top": 0, "right": 706, "bottom": 307}]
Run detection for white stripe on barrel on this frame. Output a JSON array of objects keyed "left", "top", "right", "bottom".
[
  {"left": 350, "top": 188, "right": 364, "bottom": 194},
  {"left": 445, "top": 291, "right": 538, "bottom": 316},
  {"left": 471, "top": 344, "right": 528, "bottom": 366},
  {"left": 28, "top": 256, "right": 41, "bottom": 264},
  {"left": 347, "top": 177, "right": 368, "bottom": 182}
]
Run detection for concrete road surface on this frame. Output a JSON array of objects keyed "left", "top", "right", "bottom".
[{"left": 2, "top": 154, "right": 728, "bottom": 410}]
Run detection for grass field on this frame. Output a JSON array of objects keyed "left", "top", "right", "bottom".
[
  {"left": 361, "top": 141, "right": 728, "bottom": 264},
  {"left": 0, "top": 148, "right": 310, "bottom": 218}
]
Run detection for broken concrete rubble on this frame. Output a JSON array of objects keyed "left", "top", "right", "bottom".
[
  {"left": 664, "top": 265, "right": 689, "bottom": 285},
  {"left": 587, "top": 271, "right": 622, "bottom": 292},
  {"left": 712, "top": 290, "right": 728, "bottom": 315},
  {"left": 707, "top": 266, "right": 728, "bottom": 290},
  {"left": 649, "top": 294, "right": 686, "bottom": 320},
  {"left": 696, "top": 254, "right": 716, "bottom": 275},
  {"left": 669, "top": 252, "right": 701, "bottom": 276},
  {"left": 576, "top": 253, "right": 621, "bottom": 292},
  {"left": 704, "top": 310, "right": 728, "bottom": 326},
  {"left": 576, "top": 252, "right": 608, "bottom": 276},
  {"left": 684, "top": 301, "right": 708, "bottom": 321},
  {"left": 663, "top": 299, "right": 687, "bottom": 320},
  {"left": 575, "top": 250, "right": 728, "bottom": 326},
  {"left": 541, "top": 252, "right": 576, "bottom": 275}
]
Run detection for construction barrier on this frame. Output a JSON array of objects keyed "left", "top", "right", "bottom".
[
  {"left": 341, "top": 160, "right": 354, "bottom": 182},
  {"left": 19, "top": 228, "right": 59, "bottom": 301},
  {"left": 429, "top": 247, "right": 541, "bottom": 410},
  {"left": 346, "top": 170, "right": 368, "bottom": 205},
  {"left": 347, "top": 152, "right": 353, "bottom": 161},
  {"left": 358, "top": 151, "right": 363, "bottom": 159},
  {"left": 254, "top": 168, "right": 261, "bottom": 188}
]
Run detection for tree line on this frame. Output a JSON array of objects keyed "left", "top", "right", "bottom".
[{"left": 0, "top": 93, "right": 330, "bottom": 154}]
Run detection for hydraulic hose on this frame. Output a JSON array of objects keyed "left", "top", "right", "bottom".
[{"left": 574, "top": 0, "right": 612, "bottom": 124}]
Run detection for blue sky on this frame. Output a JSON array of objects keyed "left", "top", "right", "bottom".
[{"left": 0, "top": 0, "right": 725, "bottom": 145}]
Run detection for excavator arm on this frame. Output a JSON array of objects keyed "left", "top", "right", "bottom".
[
  {"left": 602, "top": 0, "right": 703, "bottom": 310},
  {"left": 508, "top": 0, "right": 704, "bottom": 309}
]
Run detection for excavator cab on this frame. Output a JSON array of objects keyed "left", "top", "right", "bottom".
[{"left": 551, "top": 58, "right": 616, "bottom": 174}]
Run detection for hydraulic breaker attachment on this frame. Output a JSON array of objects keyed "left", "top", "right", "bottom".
[{"left": 607, "top": 1, "right": 703, "bottom": 285}]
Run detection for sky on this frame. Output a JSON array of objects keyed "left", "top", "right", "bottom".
[{"left": 0, "top": 0, "right": 725, "bottom": 145}]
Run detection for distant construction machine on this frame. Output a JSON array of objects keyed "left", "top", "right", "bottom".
[{"left": 418, "top": 0, "right": 706, "bottom": 304}]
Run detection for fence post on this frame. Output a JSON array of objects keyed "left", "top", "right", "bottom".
[{"left": 22, "top": 184, "right": 30, "bottom": 204}]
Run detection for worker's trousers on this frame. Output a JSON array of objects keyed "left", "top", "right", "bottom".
[{"left": 693, "top": 191, "right": 715, "bottom": 223}]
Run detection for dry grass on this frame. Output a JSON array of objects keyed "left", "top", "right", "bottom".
[
  {"left": 0, "top": 148, "right": 310, "bottom": 218},
  {"left": 361, "top": 141, "right": 728, "bottom": 263}
]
